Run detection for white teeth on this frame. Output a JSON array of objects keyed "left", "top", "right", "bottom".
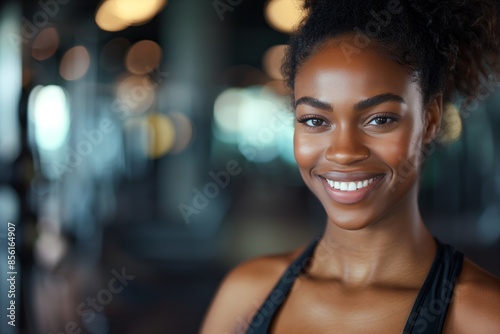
[{"left": 325, "top": 176, "right": 378, "bottom": 191}]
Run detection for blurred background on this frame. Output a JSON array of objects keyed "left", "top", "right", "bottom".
[{"left": 0, "top": 0, "right": 499, "bottom": 333}]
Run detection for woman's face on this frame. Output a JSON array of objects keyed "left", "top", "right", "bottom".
[{"left": 293, "top": 40, "right": 441, "bottom": 230}]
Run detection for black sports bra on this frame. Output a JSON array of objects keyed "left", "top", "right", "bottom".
[{"left": 246, "top": 236, "right": 464, "bottom": 333}]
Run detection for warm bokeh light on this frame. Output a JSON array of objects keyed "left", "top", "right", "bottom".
[
  {"left": 125, "top": 40, "right": 162, "bottom": 75},
  {"left": 95, "top": 0, "right": 167, "bottom": 32},
  {"left": 116, "top": 74, "right": 156, "bottom": 115},
  {"left": 100, "top": 37, "right": 130, "bottom": 72},
  {"left": 439, "top": 103, "right": 463, "bottom": 143},
  {"left": 263, "top": 44, "right": 287, "bottom": 80},
  {"left": 32, "top": 27, "right": 59, "bottom": 61},
  {"left": 59, "top": 46, "right": 91, "bottom": 81},
  {"left": 29, "top": 85, "right": 70, "bottom": 151},
  {"left": 146, "top": 112, "right": 176, "bottom": 158},
  {"left": 115, "top": 0, "right": 167, "bottom": 25},
  {"left": 265, "top": 0, "right": 305, "bottom": 33},
  {"left": 170, "top": 112, "right": 193, "bottom": 153},
  {"left": 95, "top": 0, "right": 130, "bottom": 32}
]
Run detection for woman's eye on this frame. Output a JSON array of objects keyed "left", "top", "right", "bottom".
[
  {"left": 304, "top": 118, "right": 325, "bottom": 127},
  {"left": 367, "top": 116, "right": 396, "bottom": 126}
]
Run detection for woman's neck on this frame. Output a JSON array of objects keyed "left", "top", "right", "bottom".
[{"left": 309, "top": 195, "right": 437, "bottom": 288}]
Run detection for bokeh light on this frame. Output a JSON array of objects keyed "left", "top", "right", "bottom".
[
  {"left": 125, "top": 40, "right": 162, "bottom": 75},
  {"left": 213, "top": 86, "right": 294, "bottom": 163},
  {"left": 115, "top": 0, "right": 167, "bottom": 25},
  {"left": 0, "top": 8, "right": 22, "bottom": 164},
  {"left": 263, "top": 80, "right": 288, "bottom": 96},
  {"left": 95, "top": 0, "right": 130, "bottom": 32},
  {"left": 35, "top": 230, "right": 68, "bottom": 270},
  {"left": 263, "top": 44, "right": 287, "bottom": 80},
  {"left": 95, "top": 0, "right": 167, "bottom": 32},
  {"left": 265, "top": 0, "right": 305, "bottom": 33},
  {"left": 60, "top": 46, "right": 91, "bottom": 81},
  {"left": 438, "top": 103, "right": 463, "bottom": 143},
  {"left": 32, "top": 27, "right": 59, "bottom": 61},
  {"left": 146, "top": 112, "right": 176, "bottom": 158},
  {"left": 170, "top": 112, "right": 193, "bottom": 154},
  {"left": 213, "top": 88, "right": 247, "bottom": 134},
  {"left": 116, "top": 74, "right": 156, "bottom": 115},
  {"left": 29, "top": 85, "right": 70, "bottom": 151}
]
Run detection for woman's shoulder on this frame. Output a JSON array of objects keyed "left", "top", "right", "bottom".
[
  {"left": 226, "top": 247, "right": 302, "bottom": 283},
  {"left": 445, "top": 257, "right": 500, "bottom": 333},
  {"left": 200, "top": 245, "right": 306, "bottom": 334}
]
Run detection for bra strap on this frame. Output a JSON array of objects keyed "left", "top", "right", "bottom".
[
  {"left": 403, "top": 239, "right": 464, "bottom": 334},
  {"left": 246, "top": 236, "right": 320, "bottom": 333}
]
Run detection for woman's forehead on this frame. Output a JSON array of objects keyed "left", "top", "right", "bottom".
[{"left": 294, "top": 41, "right": 420, "bottom": 102}]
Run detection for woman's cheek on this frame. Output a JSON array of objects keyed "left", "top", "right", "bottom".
[
  {"left": 377, "top": 131, "right": 422, "bottom": 180},
  {"left": 293, "top": 131, "right": 324, "bottom": 168}
]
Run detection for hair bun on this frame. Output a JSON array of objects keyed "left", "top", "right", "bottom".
[{"left": 406, "top": 0, "right": 500, "bottom": 100}]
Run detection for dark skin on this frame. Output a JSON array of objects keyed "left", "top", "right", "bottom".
[{"left": 201, "top": 36, "right": 500, "bottom": 334}]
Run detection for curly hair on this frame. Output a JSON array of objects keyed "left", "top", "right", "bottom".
[{"left": 282, "top": 0, "right": 500, "bottom": 138}]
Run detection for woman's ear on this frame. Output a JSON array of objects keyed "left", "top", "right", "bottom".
[{"left": 423, "top": 94, "right": 443, "bottom": 144}]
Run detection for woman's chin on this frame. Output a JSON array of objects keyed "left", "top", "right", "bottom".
[{"left": 325, "top": 212, "right": 376, "bottom": 231}]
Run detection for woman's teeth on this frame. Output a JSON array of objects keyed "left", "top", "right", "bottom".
[{"left": 325, "top": 177, "right": 376, "bottom": 191}]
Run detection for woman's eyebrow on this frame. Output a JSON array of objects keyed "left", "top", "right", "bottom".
[
  {"left": 294, "top": 97, "right": 333, "bottom": 111},
  {"left": 354, "top": 93, "right": 406, "bottom": 111},
  {"left": 294, "top": 93, "right": 405, "bottom": 112}
]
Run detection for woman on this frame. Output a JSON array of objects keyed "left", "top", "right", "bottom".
[{"left": 201, "top": 0, "right": 500, "bottom": 333}]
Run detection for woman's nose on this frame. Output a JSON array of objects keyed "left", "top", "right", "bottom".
[{"left": 324, "top": 125, "right": 370, "bottom": 165}]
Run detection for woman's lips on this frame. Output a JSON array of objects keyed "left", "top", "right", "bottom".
[{"left": 320, "top": 174, "right": 385, "bottom": 205}]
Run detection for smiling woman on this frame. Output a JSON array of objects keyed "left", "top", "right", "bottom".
[
  {"left": 201, "top": 1, "right": 500, "bottom": 333},
  {"left": 293, "top": 44, "right": 432, "bottom": 230}
]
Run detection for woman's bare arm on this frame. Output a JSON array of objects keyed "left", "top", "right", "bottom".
[{"left": 444, "top": 259, "right": 500, "bottom": 333}]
